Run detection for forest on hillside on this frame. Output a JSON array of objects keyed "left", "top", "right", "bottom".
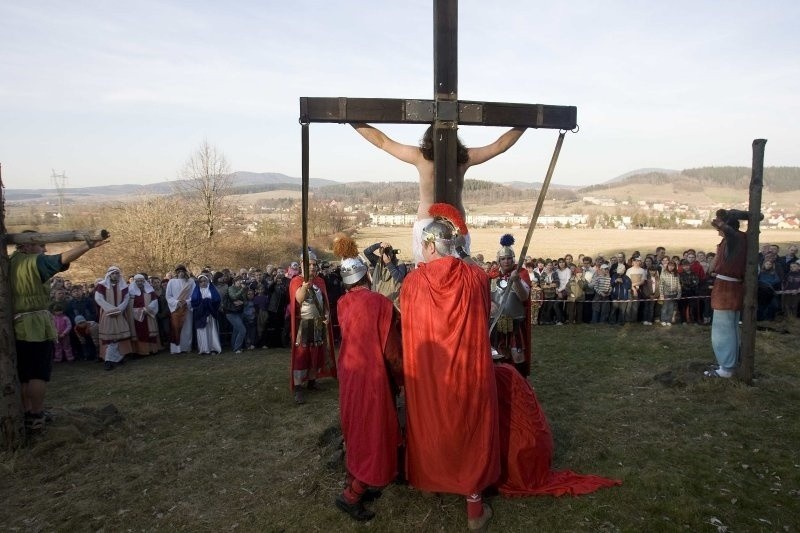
[
  {"left": 313, "top": 179, "right": 578, "bottom": 205},
  {"left": 579, "top": 166, "right": 799, "bottom": 194}
]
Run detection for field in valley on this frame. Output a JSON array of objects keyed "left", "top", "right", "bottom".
[{"left": 353, "top": 226, "right": 800, "bottom": 263}]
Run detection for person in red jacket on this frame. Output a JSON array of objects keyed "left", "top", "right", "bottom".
[
  {"left": 334, "top": 254, "right": 403, "bottom": 522},
  {"left": 401, "top": 204, "right": 499, "bottom": 531}
]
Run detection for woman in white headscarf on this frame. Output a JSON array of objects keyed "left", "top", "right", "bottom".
[
  {"left": 94, "top": 266, "right": 132, "bottom": 370},
  {"left": 191, "top": 273, "right": 222, "bottom": 354},
  {"left": 128, "top": 274, "right": 160, "bottom": 355}
]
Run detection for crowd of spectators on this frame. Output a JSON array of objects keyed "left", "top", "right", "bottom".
[
  {"left": 43, "top": 262, "right": 346, "bottom": 364},
  {"left": 477, "top": 243, "right": 799, "bottom": 327},
  {"left": 39, "top": 242, "right": 799, "bottom": 366}
]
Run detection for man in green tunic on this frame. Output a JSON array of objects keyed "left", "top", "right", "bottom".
[{"left": 10, "top": 232, "right": 107, "bottom": 431}]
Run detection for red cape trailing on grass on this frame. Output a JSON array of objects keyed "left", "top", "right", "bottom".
[
  {"left": 337, "top": 288, "right": 402, "bottom": 486},
  {"left": 494, "top": 363, "right": 622, "bottom": 497},
  {"left": 401, "top": 256, "right": 501, "bottom": 495},
  {"left": 288, "top": 274, "right": 337, "bottom": 386}
]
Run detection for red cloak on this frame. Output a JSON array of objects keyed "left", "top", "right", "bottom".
[
  {"left": 400, "top": 256, "right": 500, "bottom": 495},
  {"left": 337, "top": 288, "right": 402, "bottom": 486},
  {"left": 288, "top": 275, "right": 337, "bottom": 384},
  {"left": 494, "top": 363, "right": 622, "bottom": 497}
]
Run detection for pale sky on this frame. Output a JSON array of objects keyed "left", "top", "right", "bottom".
[{"left": 1, "top": 1, "right": 798, "bottom": 190}]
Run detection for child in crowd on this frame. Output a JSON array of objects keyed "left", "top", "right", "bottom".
[
  {"left": 51, "top": 302, "right": 74, "bottom": 362},
  {"left": 529, "top": 278, "right": 543, "bottom": 326},
  {"left": 243, "top": 288, "right": 258, "bottom": 350},
  {"left": 782, "top": 261, "right": 800, "bottom": 319},
  {"left": 565, "top": 264, "right": 588, "bottom": 324},
  {"left": 73, "top": 315, "right": 100, "bottom": 360}
]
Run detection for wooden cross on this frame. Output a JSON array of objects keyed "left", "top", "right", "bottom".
[{"left": 298, "top": 0, "right": 577, "bottom": 209}]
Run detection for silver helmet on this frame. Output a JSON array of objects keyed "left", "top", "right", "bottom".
[{"left": 340, "top": 257, "right": 368, "bottom": 285}]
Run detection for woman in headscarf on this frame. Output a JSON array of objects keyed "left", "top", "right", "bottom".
[
  {"left": 128, "top": 274, "right": 160, "bottom": 355},
  {"left": 94, "top": 266, "right": 133, "bottom": 370},
  {"left": 191, "top": 273, "right": 222, "bottom": 354}
]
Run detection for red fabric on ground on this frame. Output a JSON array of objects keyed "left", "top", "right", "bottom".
[
  {"left": 337, "top": 288, "right": 401, "bottom": 487},
  {"left": 494, "top": 363, "right": 622, "bottom": 497},
  {"left": 401, "top": 256, "right": 500, "bottom": 495}
]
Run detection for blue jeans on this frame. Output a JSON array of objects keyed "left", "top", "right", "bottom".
[
  {"left": 225, "top": 313, "right": 247, "bottom": 352},
  {"left": 592, "top": 293, "right": 610, "bottom": 323},
  {"left": 711, "top": 310, "right": 740, "bottom": 372},
  {"left": 660, "top": 298, "right": 676, "bottom": 323}
]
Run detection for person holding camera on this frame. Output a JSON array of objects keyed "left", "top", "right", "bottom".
[
  {"left": 363, "top": 241, "right": 408, "bottom": 309},
  {"left": 705, "top": 209, "right": 749, "bottom": 378}
]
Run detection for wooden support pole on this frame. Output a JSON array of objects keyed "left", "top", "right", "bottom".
[
  {"left": 0, "top": 163, "right": 26, "bottom": 450},
  {"left": 739, "top": 139, "right": 767, "bottom": 385},
  {"left": 301, "top": 122, "right": 310, "bottom": 280}
]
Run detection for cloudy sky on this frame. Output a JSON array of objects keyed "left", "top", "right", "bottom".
[{"left": 1, "top": 0, "right": 797, "bottom": 189}]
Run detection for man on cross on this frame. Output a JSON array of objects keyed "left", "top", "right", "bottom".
[{"left": 351, "top": 123, "right": 527, "bottom": 263}]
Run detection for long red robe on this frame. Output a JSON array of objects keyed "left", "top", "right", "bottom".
[
  {"left": 494, "top": 363, "right": 622, "bottom": 497},
  {"left": 337, "top": 288, "right": 402, "bottom": 486},
  {"left": 288, "top": 275, "right": 336, "bottom": 384},
  {"left": 400, "top": 256, "right": 500, "bottom": 495},
  {"left": 130, "top": 291, "right": 159, "bottom": 355}
]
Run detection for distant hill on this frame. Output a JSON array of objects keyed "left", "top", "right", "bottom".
[
  {"left": 4, "top": 167, "right": 798, "bottom": 207},
  {"left": 3, "top": 172, "right": 337, "bottom": 202},
  {"left": 605, "top": 168, "right": 680, "bottom": 183},
  {"left": 579, "top": 166, "right": 800, "bottom": 194}
]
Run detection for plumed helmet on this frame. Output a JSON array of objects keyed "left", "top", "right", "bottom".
[
  {"left": 340, "top": 257, "right": 368, "bottom": 285},
  {"left": 301, "top": 248, "right": 317, "bottom": 262},
  {"left": 497, "top": 234, "right": 516, "bottom": 260},
  {"left": 422, "top": 218, "right": 456, "bottom": 246}
]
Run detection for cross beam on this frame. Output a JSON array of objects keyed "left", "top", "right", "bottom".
[
  {"left": 299, "top": 0, "right": 577, "bottom": 215},
  {"left": 299, "top": 97, "right": 577, "bottom": 129}
]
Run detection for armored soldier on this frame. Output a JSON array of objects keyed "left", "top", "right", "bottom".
[{"left": 489, "top": 234, "right": 532, "bottom": 377}]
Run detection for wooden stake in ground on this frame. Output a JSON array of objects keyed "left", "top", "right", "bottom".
[
  {"left": 739, "top": 139, "right": 767, "bottom": 385},
  {"left": 0, "top": 163, "right": 26, "bottom": 450}
]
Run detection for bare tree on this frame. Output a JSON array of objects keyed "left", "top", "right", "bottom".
[
  {"left": 91, "top": 195, "right": 207, "bottom": 276},
  {"left": 174, "top": 140, "right": 232, "bottom": 240}
]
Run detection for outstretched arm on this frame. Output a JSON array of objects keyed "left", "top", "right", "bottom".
[
  {"left": 350, "top": 123, "right": 422, "bottom": 165},
  {"left": 466, "top": 127, "right": 527, "bottom": 167}
]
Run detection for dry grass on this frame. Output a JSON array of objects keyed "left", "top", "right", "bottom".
[{"left": 2, "top": 318, "right": 799, "bottom": 532}]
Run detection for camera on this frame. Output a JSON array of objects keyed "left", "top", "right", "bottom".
[{"left": 382, "top": 246, "right": 400, "bottom": 258}]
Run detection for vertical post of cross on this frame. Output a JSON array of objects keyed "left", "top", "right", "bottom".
[{"left": 433, "top": 0, "right": 460, "bottom": 207}]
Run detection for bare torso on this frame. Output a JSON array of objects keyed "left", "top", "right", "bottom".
[{"left": 415, "top": 158, "right": 468, "bottom": 219}]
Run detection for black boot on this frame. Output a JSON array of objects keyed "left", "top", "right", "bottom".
[
  {"left": 335, "top": 494, "right": 375, "bottom": 522},
  {"left": 361, "top": 488, "right": 382, "bottom": 502}
]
